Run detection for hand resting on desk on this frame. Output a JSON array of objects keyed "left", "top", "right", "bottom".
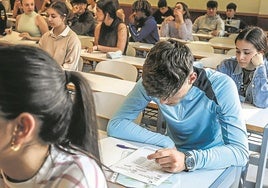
[{"left": 147, "top": 147, "right": 186, "bottom": 173}]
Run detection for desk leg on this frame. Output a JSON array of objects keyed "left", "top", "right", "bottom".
[{"left": 255, "top": 124, "right": 268, "bottom": 188}]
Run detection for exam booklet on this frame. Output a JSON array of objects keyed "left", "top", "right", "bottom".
[{"left": 110, "top": 146, "right": 172, "bottom": 186}]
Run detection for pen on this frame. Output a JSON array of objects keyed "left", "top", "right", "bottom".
[{"left": 116, "top": 144, "right": 137, "bottom": 150}]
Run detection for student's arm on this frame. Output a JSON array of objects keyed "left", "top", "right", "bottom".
[
  {"left": 63, "top": 33, "right": 81, "bottom": 71},
  {"left": 36, "top": 14, "right": 49, "bottom": 35},
  {"left": 178, "top": 19, "right": 192, "bottom": 40},
  {"left": 107, "top": 79, "right": 175, "bottom": 148},
  {"left": 192, "top": 17, "right": 199, "bottom": 33},
  {"left": 97, "top": 23, "right": 127, "bottom": 53},
  {"left": 251, "top": 58, "right": 268, "bottom": 108}
]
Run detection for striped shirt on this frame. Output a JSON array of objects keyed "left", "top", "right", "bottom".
[{"left": 0, "top": 145, "right": 107, "bottom": 188}]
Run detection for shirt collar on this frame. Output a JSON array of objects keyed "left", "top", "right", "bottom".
[{"left": 50, "top": 26, "right": 71, "bottom": 38}]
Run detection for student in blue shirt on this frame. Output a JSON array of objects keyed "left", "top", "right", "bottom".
[
  {"left": 108, "top": 39, "right": 249, "bottom": 173},
  {"left": 217, "top": 26, "right": 268, "bottom": 108}
]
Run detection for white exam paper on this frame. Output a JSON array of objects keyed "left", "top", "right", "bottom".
[{"left": 111, "top": 146, "right": 172, "bottom": 186}]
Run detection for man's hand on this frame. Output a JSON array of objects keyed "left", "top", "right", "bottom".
[{"left": 147, "top": 148, "right": 186, "bottom": 173}]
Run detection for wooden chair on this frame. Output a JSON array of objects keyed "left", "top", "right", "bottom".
[
  {"left": 209, "top": 37, "right": 235, "bottom": 54},
  {"left": 199, "top": 55, "right": 227, "bottom": 69},
  {"left": 92, "top": 60, "right": 138, "bottom": 82},
  {"left": 186, "top": 42, "right": 214, "bottom": 54},
  {"left": 126, "top": 45, "right": 136, "bottom": 57},
  {"left": 93, "top": 91, "right": 142, "bottom": 131},
  {"left": 226, "top": 48, "right": 236, "bottom": 56},
  {"left": 78, "top": 36, "right": 94, "bottom": 49}
]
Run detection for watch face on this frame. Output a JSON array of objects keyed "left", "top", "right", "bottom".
[{"left": 185, "top": 155, "right": 195, "bottom": 170}]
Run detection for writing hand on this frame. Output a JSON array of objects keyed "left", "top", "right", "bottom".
[
  {"left": 147, "top": 147, "right": 185, "bottom": 173},
  {"left": 19, "top": 32, "right": 31, "bottom": 40}
]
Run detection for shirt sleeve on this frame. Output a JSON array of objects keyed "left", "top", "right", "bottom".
[
  {"left": 63, "top": 32, "right": 81, "bottom": 71},
  {"left": 178, "top": 19, "right": 193, "bottom": 40},
  {"left": 252, "top": 59, "right": 268, "bottom": 108},
  {"left": 107, "top": 79, "right": 175, "bottom": 148},
  {"left": 192, "top": 74, "right": 249, "bottom": 170}
]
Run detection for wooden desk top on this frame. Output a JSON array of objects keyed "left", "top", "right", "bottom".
[
  {"left": 80, "top": 51, "right": 145, "bottom": 70},
  {"left": 242, "top": 103, "right": 268, "bottom": 133}
]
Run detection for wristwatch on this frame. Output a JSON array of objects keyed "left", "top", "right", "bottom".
[{"left": 184, "top": 151, "right": 195, "bottom": 172}]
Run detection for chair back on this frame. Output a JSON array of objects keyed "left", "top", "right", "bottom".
[
  {"left": 226, "top": 48, "right": 236, "bottom": 56},
  {"left": 94, "top": 60, "right": 138, "bottom": 82},
  {"left": 126, "top": 45, "right": 136, "bottom": 57},
  {"left": 186, "top": 42, "right": 214, "bottom": 54},
  {"left": 199, "top": 55, "right": 227, "bottom": 69},
  {"left": 93, "top": 91, "right": 142, "bottom": 130},
  {"left": 209, "top": 37, "right": 235, "bottom": 45},
  {"left": 78, "top": 36, "right": 94, "bottom": 49}
]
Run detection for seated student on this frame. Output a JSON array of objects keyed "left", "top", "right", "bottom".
[
  {"left": 152, "top": 0, "right": 173, "bottom": 25},
  {"left": 128, "top": 0, "right": 159, "bottom": 44},
  {"left": 223, "top": 2, "right": 247, "bottom": 34},
  {"left": 217, "top": 27, "right": 268, "bottom": 108},
  {"left": 39, "top": 1, "right": 81, "bottom": 71},
  {"left": 0, "top": 0, "right": 7, "bottom": 35},
  {"left": 92, "top": 0, "right": 127, "bottom": 54},
  {"left": 11, "top": 0, "right": 23, "bottom": 18},
  {"left": 192, "top": 0, "right": 224, "bottom": 37},
  {"left": 0, "top": 45, "right": 107, "bottom": 188},
  {"left": 14, "top": 0, "right": 48, "bottom": 41},
  {"left": 68, "top": 0, "right": 95, "bottom": 36},
  {"left": 160, "top": 2, "right": 193, "bottom": 41},
  {"left": 108, "top": 39, "right": 248, "bottom": 173}
]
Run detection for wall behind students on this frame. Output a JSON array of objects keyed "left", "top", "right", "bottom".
[{"left": 119, "top": 0, "right": 268, "bottom": 30}]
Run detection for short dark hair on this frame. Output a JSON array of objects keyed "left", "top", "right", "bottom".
[
  {"left": 71, "top": 0, "right": 87, "bottom": 5},
  {"left": 142, "top": 39, "right": 194, "bottom": 99},
  {"left": 207, "top": 0, "right": 218, "bottom": 8},
  {"left": 158, "top": 0, "right": 167, "bottom": 8},
  {"left": 132, "top": 0, "right": 152, "bottom": 17},
  {"left": 226, "top": 2, "right": 237, "bottom": 11}
]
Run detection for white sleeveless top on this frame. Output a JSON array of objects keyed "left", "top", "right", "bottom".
[{"left": 17, "top": 11, "right": 41, "bottom": 37}]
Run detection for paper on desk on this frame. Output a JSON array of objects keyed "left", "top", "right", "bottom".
[
  {"left": 2, "top": 31, "right": 22, "bottom": 43},
  {"left": 110, "top": 146, "right": 172, "bottom": 186},
  {"left": 99, "top": 137, "right": 138, "bottom": 167}
]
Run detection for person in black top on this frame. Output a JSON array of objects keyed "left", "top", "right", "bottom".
[
  {"left": 152, "top": 0, "right": 173, "bottom": 24},
  {"left": 68, "top": 0, "right": 96, "bottom": 36},
  {"left": 223, "top": 2, "right": 247, "bottom": 33}
]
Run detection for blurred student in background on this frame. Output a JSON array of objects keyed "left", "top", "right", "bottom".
[
  {"left": 152, "top": 0, "right": 173, "bottom": 25},
  {"left": 160, "top": 2, "right": 193, "bottom": 41},
  {"left": 39, "top": 1, "right": 81, "bottom": 71}
]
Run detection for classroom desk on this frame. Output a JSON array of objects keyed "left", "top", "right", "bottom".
[
  {"left": 193, "top": 51, "right": 231, "bottom": 60},
  {"left": 80, "top": 51, "right": 145, "bottom": 70},
  {"left": 128, "top": 41, "right": 232, "bottom": 60},
  {"left": 192, "top": 33, "right": 214, "bottom": 40},
  {"left": 0, "top": 31, "right": 37, "bottom": 46},
  {"left": 99, "top": 134, "right": 242, "bottom": 188},
  {"left": 128, "top": 42, "right": 154, "bottom": 52},
  {"left": 241, "top": 103, "right": 268, "bottom": 188}
]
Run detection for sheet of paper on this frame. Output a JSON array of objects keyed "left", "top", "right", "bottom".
[
  {"left": 2, "top": 31, "right": 22, "bottom": 43},
  {"left": 99, "top": 137, "right": 138, "bottom": 167},
  {"left": 110, "top": 146, "right": 172, "bottom": 186}
]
